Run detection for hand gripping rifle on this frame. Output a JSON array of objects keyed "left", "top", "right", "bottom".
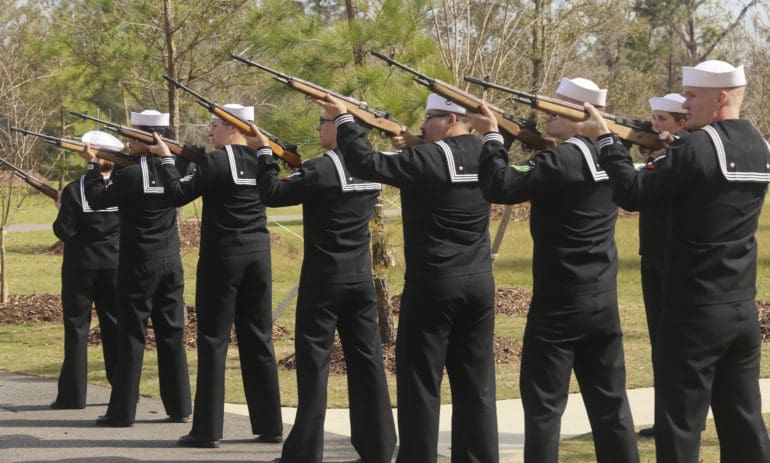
[
  {"left": 163, "top": 75, "right": 302, "bottom": 168},
  {"left": 371, "top": 50, "right": 549, "bottom": 151},
  {"left": 464, "top": 76, "right": 663, "bottom": 150},
  {"left": 10, "top": 127, "right": 139, "bottom": 167},
  {"left": 232, "top": 54, "right": 404, "bottom": 137},
  {"left": 68, "top": 110, "right": 206, "bottom": 163},
  {"left": 0, "top": 156, "right": 58, "bottom": 200}
]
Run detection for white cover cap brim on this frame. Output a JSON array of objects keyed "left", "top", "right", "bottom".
[
  {"left": 649, "top": 93, "right": 686, "bottom": 113},
  {"left": 81, "top": 130, "right": 124, "bottom": 150},
  {"left": 425, "top": 93, "right": 466, "bottom": 115},
  {"left": 682, "top": 60, "right": 746, "bottom": 88},
  {"left": 130, "top": 110, "right": 170, "bottom": 126},
  {"left": 212, "top": 104, "right": 255, "bottom": 122},
  {"left": 555, "top": 77, "right": 607, "bottom": 106}
]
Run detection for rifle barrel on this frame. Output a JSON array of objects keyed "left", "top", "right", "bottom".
[
  {"left": 231, "top": 54, "right": 291, "bottom": 81},
  {"left": 0, "top": 157, "right": 58, "bottom": 200},
  {"left": 371, "top": 50, "right": 432, "bottom": 83}
]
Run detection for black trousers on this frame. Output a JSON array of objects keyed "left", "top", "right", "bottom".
[
  {"left": 395, "top": 272, "right": 498, "bottom": 463},
  {"left": 655, "top": 300, "right": 770, "bottom": 463},
  {"left": 640, "top": 256, "right": 663, "bottom": 424},
  {"left": 520, "top": 290, "right": 638, "bottom": 463},
  {"left": 281, "top": 280, "right": 396, "bottom": 463},
  {"left": 190, "top": 250, "right": 282, "bottom": 441},
  {"left": 55, "top": 266, "right": 118, "bottom": 408},
  {"left": 106, "top": 255, "right": 191, "bottom": 422}
]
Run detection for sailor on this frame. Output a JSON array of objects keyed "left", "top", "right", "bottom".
[
  {"left": 147, "top": 104, "right": 283, "bottom": 448},
  {"left": 582, "top": 60, "right": 770, "bottom": 463},
  {"left": 245, "top": 109, "right": 396, "bottom": 463},
  {"left": 315, "top": 93, "right": 499, "bottom": 463},
  {"left": 80, "top": 109, "right": 192, "bottom": 427},
  {"left": 51, "top": 130, "right": 120, "bottom": 410},
  {"left": 469, "top": 78, "right": 639, "bottom": 463}
]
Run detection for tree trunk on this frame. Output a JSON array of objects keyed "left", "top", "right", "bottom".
[
  {"left": 345, "top": 0, "right": 365, "bottom": 65},
  {"left": 163, "top": 0, "right": 179, "bottom": 129},
  {"left": 371, "top": 193, "right": 395, "bottom": 344},
  {"left": 1, "top": 227, "right": 8, "bottom": 304}
]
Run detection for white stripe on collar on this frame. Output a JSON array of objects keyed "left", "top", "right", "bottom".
[
  {"left": 702, "top": 125, "right": 770, "bottom": 183},
  {"left": 141, "top": 156, "right": 164, "bottom": 194},
  {"left": 435, "top": 140, "right": 477, "bottom": 183},
  {"left": 79, "top": 175, "right": 117, "bottom": 213},
  {"left": 325, "top": 150, "right": 381, "bottom": 192},
  {"left": 226, "top": 145, "right": 256, "bottom": 186},
  {"left": 565, "top": 137, "right": 609, "bottom": 182}
]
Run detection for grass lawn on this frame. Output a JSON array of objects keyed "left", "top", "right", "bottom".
[{"left": 1, "top": 190, "right": 770, "bottom": 460}]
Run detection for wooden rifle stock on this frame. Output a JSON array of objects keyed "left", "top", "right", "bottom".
[
  {"left": 232, "top": 54, "right": 403, "bottom": 137},
  {"left": 371, "top": 51, "right": 549, "bottom": 151},
  {"left": 0, "top": 157, "right": 58, "bottom": 200},
  {"left": 163, "top": 75, "right": 302, "bottom": 168},
  {"left": 68, "top": 110, "right": 205, "bottom": 163},
  {"left": 10, "top": 127, "right": 139, "bottom": 167},
  {"left": 464, "top": 76, "right": 664, "bottom": 150}
]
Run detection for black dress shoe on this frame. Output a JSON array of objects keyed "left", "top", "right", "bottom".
[
  {"left": 255, "top": 434, "right": 283, "bottom": 443},
  {"left": 638, "top": 425, "right": 655, "bottom": 437},
  {"left": 95, "top": 414, "right": 134, "bottom": 427},
  {"left": 167, "top": 414, "right": 191, "bottom": 423},
  {"left": 177, "top": 433, "right": 219, "bottom": 448}
]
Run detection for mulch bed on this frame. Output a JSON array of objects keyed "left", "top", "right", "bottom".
[{"left": 13, "top": 290, "right": 770, "bottom": 375}]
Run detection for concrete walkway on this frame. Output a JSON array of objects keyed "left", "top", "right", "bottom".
[
  {"left": 228, "top": 378, "right": 770, "bottom": 462},
  {"left": 3, "top": 370, "right": 770, "bottom": 462}
]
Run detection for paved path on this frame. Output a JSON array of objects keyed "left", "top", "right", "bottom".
[{"left": 3, "top": 371, "right": 770, "bottom": 462}]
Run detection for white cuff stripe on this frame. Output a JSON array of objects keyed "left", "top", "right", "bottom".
[
  {"left": 257, "top": 148, "right": 272, "bottom": 158},
  {"left": 335, "top": 114, "right": 355, "bottom": 127},
  {"left": 597, "top": 137, "right": 615, "bottom": 149},
  {"left": 161, "top": 157, "right": 176, "bottom": 165},
  {"left": 482, "top": 133, "right": 505, "bottom": 145}
]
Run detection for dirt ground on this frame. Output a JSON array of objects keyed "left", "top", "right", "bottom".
[{"left": 4, "top": 293, "right": 770, "bottom": 373}]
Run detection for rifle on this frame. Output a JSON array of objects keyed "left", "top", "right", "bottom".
[
  {"left": 10, "top": 127, "right": 139, "bottom": 167},
  {"left": 163, "top": 75, "right": 302, "bottom": 168},
  {"left": 232, "top": 54, "right": 405, "bottom": 137},
  {"left": 464, "top": 76, "right": 663, "bottom": 150},
  {"left": 0, "top": 157, "right": 58, "bottom": 200},
  {"left": 371, "top": 50, "right": 549, "bottom": 151},
  {"left": 68, "top": 110, "right": 206, "bottom": 163}
]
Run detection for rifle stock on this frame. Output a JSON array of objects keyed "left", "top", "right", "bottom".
[
  {"left": 0, "top": 157, "right": 58, "bottom": 200},
  {"left": 11, "top": 127, "right": 139, "bottom": 167},
  {"left": 371, "top": 51, "right": 549, "bottom": 151},
  {"left": 463, "top": 76, "right": 663, "bottom": 150},
  {"left": 164, "top": 75, "right": 302, "bottom": 168},
  {"left": 68, "top": 110, "right": 205, "bottom": 163},
  {"left": 232, "top": 54, "right": 403, "bottom": 136}
]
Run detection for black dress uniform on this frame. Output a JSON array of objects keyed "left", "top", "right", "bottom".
[
  {"left": 255, "top": 148, "right": 396, "bottom": 463},
  {"left": 637, "top": 156, "right": 669, "bottom": 431},
  {"left": 478, "top": 132, "right": 639, "bottom": 463},
  {"left": 52, "top": 175, "right": 119, "bottom": 409},
  {"left": 597, "top": 121, "right": 770, "bottom": 463},
  {"left": 157, "top": 144, "right": 282, "bottom": 443},
  {"left": 83, "top": 156, "right": 192, "bottom": 425},
  {"left": 335, "top": 114, "right": 498, "bottom": 463}
]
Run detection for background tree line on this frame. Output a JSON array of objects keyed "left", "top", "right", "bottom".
[{"left": 0, "top": 0, "right": 767, "bottom": 323}]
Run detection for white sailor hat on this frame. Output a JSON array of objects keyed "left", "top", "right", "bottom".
[
  {"left": 130, "top": 109, "right": 170, "bottom": 127},
  {"left": 682, "top": 60, "right": 746, "bottom": 88},
  {"left": 81, "top": 130, "right": 124, "bottom": 150},
  {"left": 555, "top": 77, "right": 607, "bottom": 107},
  {"left": 212, "top": 104, "right": 255, "bottom": 122},
  {"left": 649, "top": 93, "right": 686, "bottom": 113},
  {"left": 425, "top": 93, "right": 466, "bottom": 115}
]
